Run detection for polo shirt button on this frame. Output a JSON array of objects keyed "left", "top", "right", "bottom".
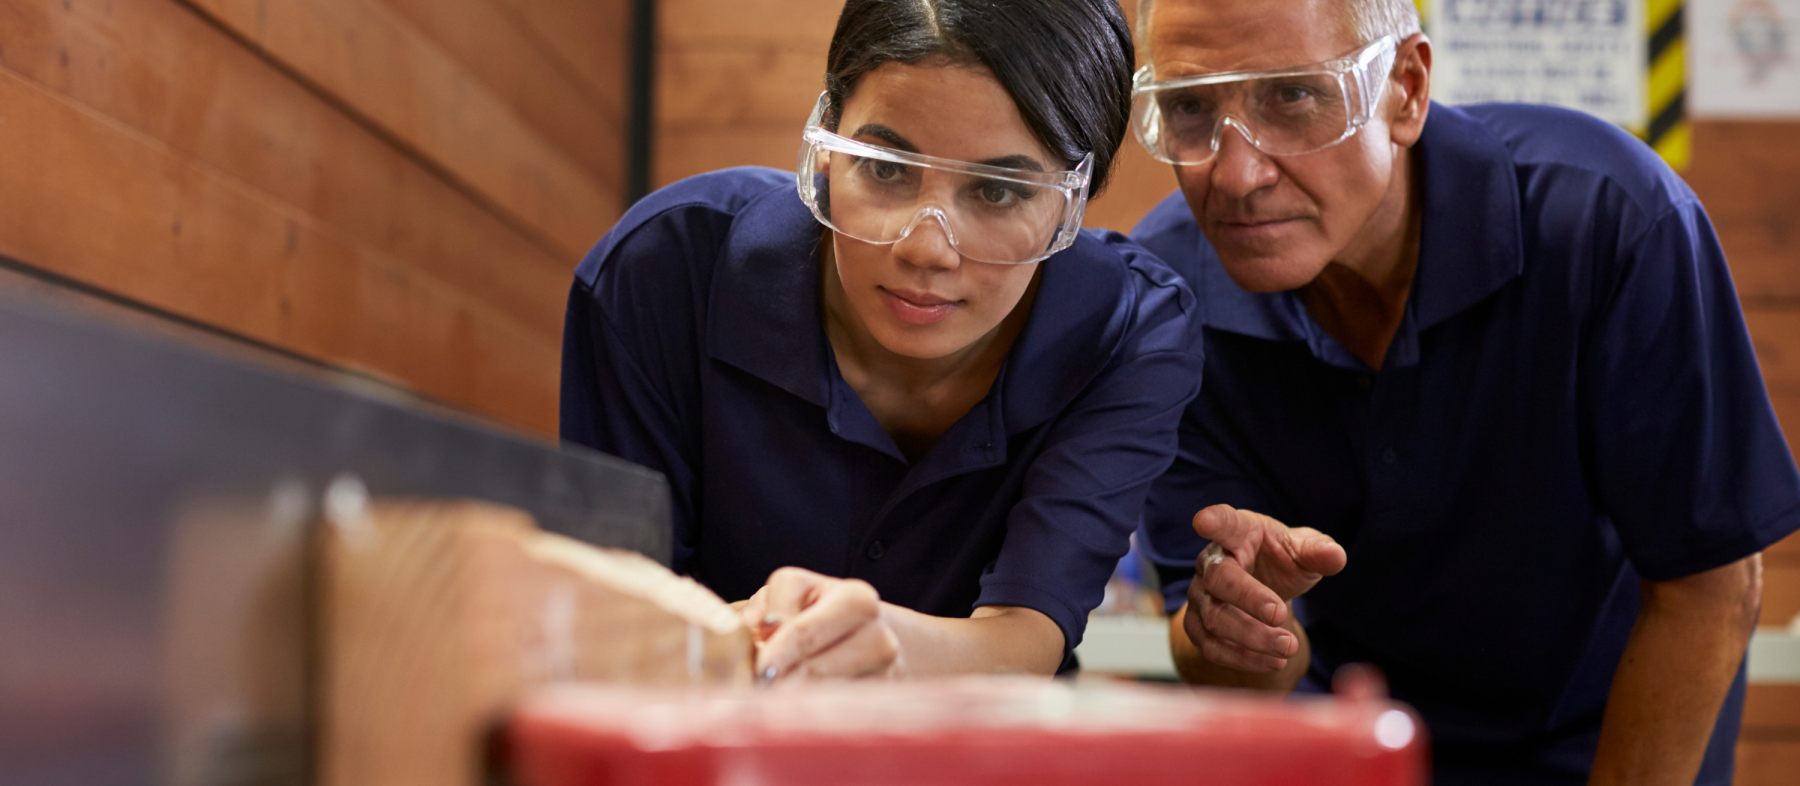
[
  {"left": 1380, "top": 447, "right": 1398, "bottom": 464},
  {"left": 866, "top": 541, "right": 886, "bottom": 560}
]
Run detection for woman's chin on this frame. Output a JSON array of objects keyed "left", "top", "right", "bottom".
[{"left": 868, "top": 322, "right": 977, "bottom": 361}]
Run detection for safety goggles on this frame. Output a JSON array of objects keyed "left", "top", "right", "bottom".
[
  {"left": 1131, "top": 36, "right": 1398, "bottom": 165},
  {"left": 795, "top": 93, "right": 1093, "bottom": 265}
]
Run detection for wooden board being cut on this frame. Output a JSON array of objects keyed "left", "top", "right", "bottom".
[{"left": 319, "top": 497, "right": 751, "bottom": 786}]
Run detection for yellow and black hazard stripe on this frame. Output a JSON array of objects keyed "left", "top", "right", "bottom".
[{"left": 1645, "top": 0, "right": 1690, "bottom": 170}]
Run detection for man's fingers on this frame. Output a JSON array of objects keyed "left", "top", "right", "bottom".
[
  {"left": 756, "top": 578, "right": 881, "bottom": 677},
  {"left": 1286, "top": 527, "right": 1348, "bottom": 577},
  {"left": 1199, "top": 593, "right": 1297, "bottom": 659},
  {"left": 781, "top": 617, "right": 901, "bottom": 680},
  {"left": 1200, "top": 553, "right": 1287, "bottom": 626},
  {"left": 1190, "top": 504, "right": 1260, "bottom": 548},
  {"left": 1199, "top": 630, "right": 1288, "bottom": 673}
]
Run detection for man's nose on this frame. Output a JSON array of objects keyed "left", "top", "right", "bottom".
[
  {"left": 892, "top": 209, "right": 962, "bottom": 271},
  {"left": 1208, "top": 120, "right": 1280, "bottom": 199}
]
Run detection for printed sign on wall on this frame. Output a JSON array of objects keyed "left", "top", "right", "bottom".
[
  {"left": 1690, "top": 0, "right": 1800, "bottom": 117},
  {"left": 1427, "top": 0, "right": 1649, "bottom": 130}
]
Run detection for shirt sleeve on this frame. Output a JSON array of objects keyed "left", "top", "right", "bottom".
[
  {"left": 560, "top": 192, "right": 737, "bottom": 575},
  {"left": 1581, "top": 197, "right": 1800, "bottom": 581},
  {"left": 972, "top": 240, "right": 1206, "bottom": 655}
]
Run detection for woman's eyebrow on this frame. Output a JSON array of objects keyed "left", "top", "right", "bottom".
[{"left": 852, "top": 124, "right": 1048, "bottom": 172}]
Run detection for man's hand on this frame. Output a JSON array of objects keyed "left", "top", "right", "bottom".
[
  {"left": 739, "top": 567, "right": 903, "bottom": 682},
  {"left": 1181, "top": 504, "right": 1347, "bottom": 675}
]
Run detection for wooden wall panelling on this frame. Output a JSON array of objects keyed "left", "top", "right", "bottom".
[
  {"left": 182, "top": 0, "right": 618, "bottom": 261},
  {"left": 1684, "top": 122, "right": 1800, "bottom": 302},
  {"left": 372, "top": 0, "right": 627, "bottom": 193},
  {"left": 0, "top": 0, "right": 569, "bottom": 344},
  {"left": 1738, "top": 685, "right": 1800, "bottom": 786},
  {"left": 481, "top": 0, "right": 633, "bottom": 112},
  {"left": 0, "top": 10, "right": 559, "bottom": 434},
  {"left": 654, "top": 0, "right": 831, "bottom": 190},
  {"left": 658, "top": 0, "right": 838, "bottom": 42}
]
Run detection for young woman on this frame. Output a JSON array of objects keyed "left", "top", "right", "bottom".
[{"left": 561, "top": 0, "right": 1201, "bottom": 681}]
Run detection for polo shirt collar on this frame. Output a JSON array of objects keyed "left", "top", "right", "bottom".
[
  {"left": 1199, "top": 102, "right": 1525, "bottom": 369},
  {"left": 706, "top": 187, "right": 1128, "bottom": 448}
]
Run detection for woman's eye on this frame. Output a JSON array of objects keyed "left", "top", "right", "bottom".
[
  {"left": 975, "top": 181, "right": 1032, "bottom": 207},
  {"left": 867, "top": 159, "right": 909, "bottom": 182}
]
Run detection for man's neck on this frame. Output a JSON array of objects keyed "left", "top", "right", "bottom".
[{"left": 1297, "top": 148, "right": 1422, "bottom": 371}]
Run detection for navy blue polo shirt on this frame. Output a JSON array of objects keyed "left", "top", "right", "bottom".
[
  {"left": 1134, "top": 103, "right": 1800, "bottom": 785},
  {"left": 562, "top": 167, "right": 1203, "bottom": 658}
]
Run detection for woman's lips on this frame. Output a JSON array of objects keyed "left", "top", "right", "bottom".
[{"left": 879, "top": 287, "right": 960, "bottom": 326}]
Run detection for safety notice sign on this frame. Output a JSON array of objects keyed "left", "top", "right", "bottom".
[{"left": 1427, "top": 0, "right": 1649, "bottom": 130}]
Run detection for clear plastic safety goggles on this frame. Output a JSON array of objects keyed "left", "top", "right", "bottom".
[
  {"left": 1131, "top": 36, "right": 1398, "bottom": 165},
  {"left": 796, "top": 93, "right": 1094, "bottom": 265}
]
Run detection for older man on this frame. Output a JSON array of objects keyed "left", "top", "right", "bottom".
[{"left": 1129, "top": 0, "right": 1800, "bottom": 784}]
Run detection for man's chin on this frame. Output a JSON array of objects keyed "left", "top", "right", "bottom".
[{"left": 1215, "top": 253, "right": 1325, "bottom": 294}]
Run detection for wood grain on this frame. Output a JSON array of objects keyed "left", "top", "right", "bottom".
[
  {"left": 658, "top": 0, "right": 837, "bottom": 43},
  {"left": 657, "top": 40, "right": 825, "bottom": 129},
  {"left": 0, "top": 56, "right": 558, "bottom": 432},
  {"left": 1744, "top": 685, "right": 1800, "bottom": 733},
  {"left": 1684, "top": 122, "right": 1800, "bottom": 302},
  {"left": 320, "top": 499, "right": 752, "bottom": 786},
  {"left": 482, "top": 0, "right": 632, "bottom": 112},
  {"left": 182, "top": 0, "right": 619, "bottom": 260},
  {"left": 375, "top": 0, "right": 627, "bottom": 188},
  {"left": 0, "top": 0, "right": 569, "bottom": 344}
]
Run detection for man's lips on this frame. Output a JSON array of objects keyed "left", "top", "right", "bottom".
[{"left": 879, "top": 287, "right": 961, "bottom": 326}]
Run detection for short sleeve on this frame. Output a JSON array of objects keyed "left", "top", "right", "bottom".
[
  {"left": 1580, "top": 198, "right": 1800, "bottom": 581},
  {"left": 973, "top": 238, "right": 1205, "bottom": 655}
]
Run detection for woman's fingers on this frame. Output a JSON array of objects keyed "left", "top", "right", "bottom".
[
  {"left": 756, "top": 574, "right": 883, "bottom": 679},
  {"left": 781, "top": 615, "right": 902, "bottom": 680}
]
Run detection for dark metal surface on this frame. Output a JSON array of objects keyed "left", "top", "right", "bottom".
[{"left": 0, "top": 290, "right": 671, "bottom": 786}]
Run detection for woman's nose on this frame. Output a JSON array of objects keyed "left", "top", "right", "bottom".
[{"left": 891, "top": 210, "right": 963, "bottom": 271}]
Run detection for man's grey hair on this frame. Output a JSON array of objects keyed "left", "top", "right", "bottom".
[{"left": 1135, "top": 0, "right": 1422, "bottom": 52}]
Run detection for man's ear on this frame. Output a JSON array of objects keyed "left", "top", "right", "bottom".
[{"left": 1388, "top": 33, "right": 1432, "bottom": 147}]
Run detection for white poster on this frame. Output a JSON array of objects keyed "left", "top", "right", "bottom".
[
  {"left": 1428, "top": 0, "right": 1648, "bottom": 129},
  {"left": 1690, "top": 0, "right": 1800, "bottom": 117}
]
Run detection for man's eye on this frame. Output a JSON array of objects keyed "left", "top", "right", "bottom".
[
  {"left": 1169, "top": 98, "right": 1210, "bottom": 117},
  {"left": 1276, "top": 85, "right": 1314, "bottom": 103}
]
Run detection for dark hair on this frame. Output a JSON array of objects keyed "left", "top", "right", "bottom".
[{"left": 823, "top": 0, "right": 1135, "bottom": 197}]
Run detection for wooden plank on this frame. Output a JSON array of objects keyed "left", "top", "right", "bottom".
[
  {"left": 320, "top": 499, "right": 751, "bottom": 786},
  {"left": 1745, "top": 685, "right": 1800, "bottom": 732},
  {"left": 658, "top": 40, "right": 826, "bottom": 129},
  {"left": 1764, "top": 559, "right": 1800, "bottom": 630},
  {"left": 654, "top": 127, "right": 796, "bottom": 189},
  {"left": 1686, "top": 122, "right": 1800, "bottom": 301},
  {"left": 183, "top": 0, "right": 619, "bottom": 260},
  {"left": 0, "top": 0, "right": 569, "bottom": 345},
  {"left": 0, "top": 55, "right": 559, "bottom": 434},
  {"left": 374, "top": 0, "right": 627, "bottom": 189},
  {"left": 659, "top": 0, "right": 837, "bottom": 43},
  {"left": 483, "top": 0, "right": 632, "bottom": 114},
  {"left": 1735, "top": 740, "right": 1800, "bottom": 786}
]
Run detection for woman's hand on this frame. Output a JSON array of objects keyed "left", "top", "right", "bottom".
[{"left": 739, "top": 567, "right": 904, "bottom": 682}]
